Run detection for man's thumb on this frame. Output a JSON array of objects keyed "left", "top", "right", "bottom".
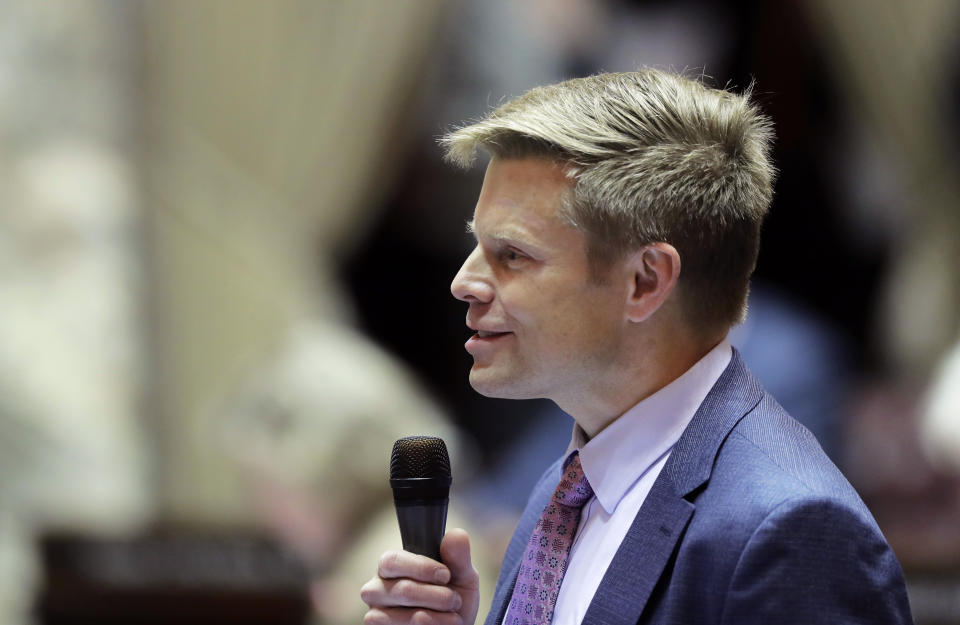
[{"left": 440, "top": 528, "right": 478, "bottom": 588}]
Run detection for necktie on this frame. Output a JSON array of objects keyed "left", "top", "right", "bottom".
[{"left": 503, "top": 452, "right": 594, "bottom": 625}]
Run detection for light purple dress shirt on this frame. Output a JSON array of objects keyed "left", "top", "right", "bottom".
[{"left": 551, "top": 339, "right": 732, "bottom": 625}]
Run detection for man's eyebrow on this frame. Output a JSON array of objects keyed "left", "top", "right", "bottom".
[{"left": 465, "top": 219, "right": 540, "bottom": 250}]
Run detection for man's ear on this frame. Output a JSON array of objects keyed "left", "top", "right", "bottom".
[{"left": 624, "top": 242, "right": 681, "bottom": 323}]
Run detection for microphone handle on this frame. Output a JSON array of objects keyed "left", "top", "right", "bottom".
[{"left": 394, "top": 498, "right": 448, "bottom": 562}]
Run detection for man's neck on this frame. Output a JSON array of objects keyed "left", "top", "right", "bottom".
[{"left": 558, "top": 331, "right": 726, "bottom": 439}]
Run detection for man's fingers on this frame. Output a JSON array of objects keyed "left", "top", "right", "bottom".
[
  {"left": 362, "top": 541, "right": 478, "bottom": 625},
  {"left": 361, "top": 576, "right": 463, "bottom": 612},
  {"left": 440, "top": 529, "right": 480, "bottom": 590},
  {"left": 378, "top": 550, "right": 451, "bottom": 584},
  {"left": 363, "top": 607, "right": 463, "bottom": 625}
]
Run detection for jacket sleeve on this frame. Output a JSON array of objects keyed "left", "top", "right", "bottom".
[{"left": 719, "top": 497, "right": 914, "bottom": 625}]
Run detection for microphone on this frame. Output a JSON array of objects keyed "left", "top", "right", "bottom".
[{"left": 390, "top": 436, "right": 452, "bottom": 561}]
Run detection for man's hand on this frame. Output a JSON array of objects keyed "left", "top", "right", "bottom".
[{"left": 361, "top": 528, "right": 480, "bottom": 625}]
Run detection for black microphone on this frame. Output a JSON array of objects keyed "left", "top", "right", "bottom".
[{"left": 389, "top": 436, "right": 452, "bottom": 561}]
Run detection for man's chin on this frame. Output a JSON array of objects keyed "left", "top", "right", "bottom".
[{"left": 468, "top": 368, "right": 536, "bottom": 399}]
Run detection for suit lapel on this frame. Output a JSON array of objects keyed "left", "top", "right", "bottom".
[
  {"left": 581, "top": 477, "right": 694, "bottom": 625},
  {"left": 582, "top": 349, "right": 762, "bottom": 625},
  {"left": 485, "top": 559, "right": 520, "bottom": 625},
  {"left": 484, "top": 459, "right": 563, "bottom": 625}
]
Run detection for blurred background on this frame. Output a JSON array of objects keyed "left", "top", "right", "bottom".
[{"left": 1, "top": 0, "right": 959, "bottom": 623}]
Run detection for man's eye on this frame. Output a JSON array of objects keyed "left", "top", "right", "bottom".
[{"left": 502, "top": 248, "right": 524, "bottom": 262}]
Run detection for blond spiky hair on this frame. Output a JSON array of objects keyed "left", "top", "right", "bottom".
[{"left": 441, "top": 69, "right": 776, "bottom": 331}]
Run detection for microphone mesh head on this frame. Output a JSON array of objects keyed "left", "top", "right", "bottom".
[{"left": 390, "top": 436, "right": 451, "bottom": 480}]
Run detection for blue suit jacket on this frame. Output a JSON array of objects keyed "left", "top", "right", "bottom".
[{"left": 485, "top": 351, "right": 913, "bottom": 625}]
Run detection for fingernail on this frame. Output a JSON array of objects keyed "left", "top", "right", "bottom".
[
  {"left": 435, "top": 568, "right": 451, "bottom": 584},
  {"left": 452, "top": 592, "right": 463, "bottom": 610}
]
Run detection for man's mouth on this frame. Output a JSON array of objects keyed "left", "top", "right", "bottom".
[{"left": 465, "top": 330, "right": 512, "bottom": 354}]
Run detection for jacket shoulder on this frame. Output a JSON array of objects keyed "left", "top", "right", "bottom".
[
  {"left": 722, "top": 392, "right": 863, "bottom": 506},
  {"left": 653, "top": 391, "right": 913, "bottom": 623},
  {"left": 716, "top": 491, "right": 913, "bottom": 624}
]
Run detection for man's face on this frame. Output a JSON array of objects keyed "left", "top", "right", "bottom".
[{"left": 451, "top": 157, "right": 629, "bottom": 402}]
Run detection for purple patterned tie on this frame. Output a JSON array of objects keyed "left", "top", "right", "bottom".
[{"left": 503, "top": 452, "right": 594, "bottom": 625}]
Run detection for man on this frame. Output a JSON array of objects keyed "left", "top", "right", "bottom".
[{"left": 361, "top": 70, "right": 913, "bottom": 625}]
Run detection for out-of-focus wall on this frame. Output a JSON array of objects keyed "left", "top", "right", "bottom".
[
  {"left": 2, "top": 1, "right": 452, "bottom": 623},
  {"left": 0, "top": 2, "right": 151, "bottom": 622},
  {"left": 140, "top": 0, "right": 444, "bottom": 525},
  {"left": 809, "top": 0, "right": 960, "bottom": 378}
]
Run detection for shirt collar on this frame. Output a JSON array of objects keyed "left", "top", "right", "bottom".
[{"left": 568, "top": 338, "right": 733, "bottom": 514}]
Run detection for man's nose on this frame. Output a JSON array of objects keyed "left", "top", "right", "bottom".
[{"left": 451, "top": 246, "right": 494, "bottom": 304}]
